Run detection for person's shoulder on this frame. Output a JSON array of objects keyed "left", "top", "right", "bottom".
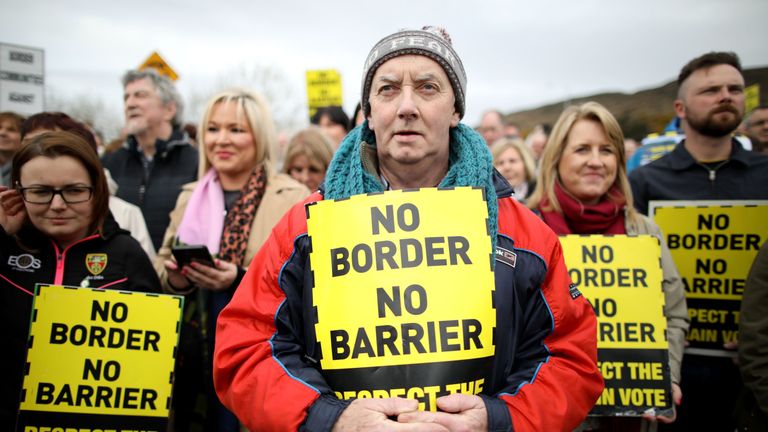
[
  {"left": 262, "top": 192, "right": 322, "bottom": 259},
  {"left": 744, "top": 149, "right": 768, "bottom": 166},
  {"left": 99, "top": 222, "right": 148, "bottom": 254},
  {"left": 630, "top": 150, "right": 679, "bottom": 178},
  {"left": 498, "top": 197, "right": 560, "bottom": 257},
  {"left": 628, "top": 213, "right": 662, "bottom": 236},
  {"left": 101, "top": 147, "right": 130, "bottom": 164},
  {"left": 268, "top": 173, "right": 311, "bottom": 195}
]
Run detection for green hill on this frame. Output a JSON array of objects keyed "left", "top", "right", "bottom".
[{"left": 504, "top": 66, "right": 768, "bottom": 140}]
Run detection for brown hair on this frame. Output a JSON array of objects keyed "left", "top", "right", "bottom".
[
  {"left": 527, "top": 102, "right": 640, "bottom": 225},
  {"left": 282, "top": 127, "right": 335, "bottom": 174},
  {"left": 12, "top": 131, "right": 110, "bottom": 235},
  {"left": 0, "top": 111, "right": 25, "bottom": 130},
  {"left": 678, "top": 52, "right": 742, "bottom": 89}
]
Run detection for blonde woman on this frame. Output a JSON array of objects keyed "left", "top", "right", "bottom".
[
  {"left": 282, "top": 127, "right": 334, "bottom": 192},
  {"left": 491, "top": 137, "right": 536, "bottom": 201},
  {"left": 156, "top": 88, "right": 309, "bottom": 431},
  {"left": 529, "top": 101, "right": 688, "bottom": 430}
]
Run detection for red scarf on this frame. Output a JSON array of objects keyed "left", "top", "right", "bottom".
[{"left": 540, "top": 182, "right": 627, "bottom": 235}]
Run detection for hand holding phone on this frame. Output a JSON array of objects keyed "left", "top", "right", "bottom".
[{"left": 171, "top": 244, "right": 215, "bottom": 269}]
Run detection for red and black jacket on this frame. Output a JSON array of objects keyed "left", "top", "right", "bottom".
[{"left": 214, "top": 172, "right": 603, "bottom": 431}]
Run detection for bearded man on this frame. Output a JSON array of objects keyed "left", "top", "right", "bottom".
[
  {"left": 630, "top": 52, "right": 768, "bottom": 431},
  {"left": 629, "top": 52, "right": 768, "bottom": 215}
]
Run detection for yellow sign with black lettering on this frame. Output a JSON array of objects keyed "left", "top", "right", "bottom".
[
  {"left": 305, "top": 69, "right": 342, "bottom": 119},
  {"left": 306, "top": 188, "right": 495, "bottom": 409},
  {"left": 561, "top": 235, "right": 671, "bottom": 416},
  {"left": 139, "top": 51, "right": 178, "bottom": 81},
  {"left": 17, "top": 285, "right": 183, "bottom": 431},
  {"left": 650, "top": 201, "right": 768, "bottom": 353},
  {"left": 561, "top": 235, "right": 666, "bottom": 349}
]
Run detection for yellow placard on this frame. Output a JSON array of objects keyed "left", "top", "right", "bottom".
[
  {"left": 307, "top": 188, "right": 495, "bottom": 371},
  {"left": 139, "top": 51, "right": 179, "bottom": 81},
  {"left": 305, "top": 69, "right": 342, "bottom": 118},
  {"left": 561, "top": 235, "right": 667, "bottom": 350},
  {"left": 19, "top": 285, "right": 183, "bottom": 418},
  {"left": 651, "top": 203, "right": 768, "bottom": 301},
  {"left": 650, "top": 201, "right": 768, "bottom": 351},
  {"left": 745, "top": 84, "right": 760, "bottom": 113}
]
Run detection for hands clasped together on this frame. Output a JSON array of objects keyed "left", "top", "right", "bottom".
[{"left": 332, "top": 394, "right": 488, "bottom": 432}]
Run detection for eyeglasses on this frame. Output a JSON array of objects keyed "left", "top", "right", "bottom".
[{"left": 17, "top": 185, "right": 94, "bottom": 204}]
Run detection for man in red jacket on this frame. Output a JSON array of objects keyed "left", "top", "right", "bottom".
[{"left": 213, "top": 26, "right": 603, "bottom": 432}]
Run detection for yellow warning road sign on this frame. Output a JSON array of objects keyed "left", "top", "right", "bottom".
[{"left": 139, "top": 51, "right": 179, "bottom": 81}]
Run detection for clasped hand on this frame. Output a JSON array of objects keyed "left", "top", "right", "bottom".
[{"left": 332, "top": 394, "right": 488, "bottom": 432}]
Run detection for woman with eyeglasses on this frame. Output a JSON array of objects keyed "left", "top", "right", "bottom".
[
  {"left": 282, "top": 127, "right": 334, "bottom": 192},
  {"left": 0, "top": 131, "right": 160, "bottom": 429},
  {"left": 155, "top": 88, "right": 309, "bottom": 432}
]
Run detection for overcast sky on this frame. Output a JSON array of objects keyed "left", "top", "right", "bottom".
[{"left": 2, "top": 0, "right": 766, "bottom": 133}]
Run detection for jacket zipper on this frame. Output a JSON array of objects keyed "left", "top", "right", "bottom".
[
  {"left": 698, "top": 160, "right": 729, "bottom": 191},
  {"left": 51, "top": 234, "right": 102, "bottom": 285}
]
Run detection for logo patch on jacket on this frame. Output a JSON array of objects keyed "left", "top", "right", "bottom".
[
  {"left": 86, "top": 253, "right": 108, "bottom": 275},
  {"left": 8, "top": 254, "right": 41, "bottom": 272},
  {"left": 569, "top": 283, "right": 582, "bottom": 299},
  {"left": 495, "top": 246, "right": 517, "bottom": 268}
]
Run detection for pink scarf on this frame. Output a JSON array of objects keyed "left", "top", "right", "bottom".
[{"left": 176, "top": 169, "right": 225, "bottom": 254}]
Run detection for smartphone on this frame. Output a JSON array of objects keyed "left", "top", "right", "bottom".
[{"left": 171, "top": 244, "right": 215, "bottom": 268}]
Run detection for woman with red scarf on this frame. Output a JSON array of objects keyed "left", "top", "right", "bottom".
[{"left": 528, "top": 102, "right": 689, "bottom": 431}]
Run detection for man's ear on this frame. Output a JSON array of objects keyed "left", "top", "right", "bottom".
[
  {"left": 673, "top": 99, "right": 686, "bottom": 120},
  {"left": 450, "top": 111, "right": 460, "bottom": 128},
  {"left": 164, "top": 102, "right": 177, "bottom": 123}
]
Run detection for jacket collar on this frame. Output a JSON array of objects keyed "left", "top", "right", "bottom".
[
  {"left": 126, "top": 127, "right": 188, "bottom": 159},
  {"left": 667, "top": 138, "right": 752, "bottom": 170}
]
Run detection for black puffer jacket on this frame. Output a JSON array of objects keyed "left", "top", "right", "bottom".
[{"left": 101, "top": 129, "right": 198, "bottom": 250}]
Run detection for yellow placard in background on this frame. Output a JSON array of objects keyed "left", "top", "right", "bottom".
[
  {"left": 305, "top": 69, "right": 342, "bottom": 119},
  {"left": 20, "top": 285, "right": 183, "bottom": 417},
  {"left": 745, "top": 84, "right": 760, "bottom": 113},
  {"left": 307, "top": 188, "right": 495, "bottom": 371},
  {"left": 650, "top": 201, "right": 768, "bottom": 352}
]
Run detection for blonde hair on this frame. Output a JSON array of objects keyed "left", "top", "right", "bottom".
[
  {"left": 490, "top": 137, "right": 536, "bottom": 183},
  {"left": 527, "top": 102, "right": 639, "bottom": 224},
  {"left": 282, "top": 127, "right": 335, "bottom": 174},
  {"left": 197, "top": 88, "right": 276, "bottom": 179}
]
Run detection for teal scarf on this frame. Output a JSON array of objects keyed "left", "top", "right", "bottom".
[{"left": 324, "top": 121, "right": 498, "bottom": 259}]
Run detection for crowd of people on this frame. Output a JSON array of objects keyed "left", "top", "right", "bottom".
[{"left": 1, "top": 25, "right": 767, "bottom": 432}]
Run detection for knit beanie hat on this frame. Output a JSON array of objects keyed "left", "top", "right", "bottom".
[{"left": 360, "top": 26, "right": 467, "bottom": 119}]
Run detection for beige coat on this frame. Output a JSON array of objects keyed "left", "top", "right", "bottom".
[
  {"left": 626, "top": 213, "right": 689, "bottom": 385},
  {"left": 154, "top": 173, "right": 310, "bottom": 292}
]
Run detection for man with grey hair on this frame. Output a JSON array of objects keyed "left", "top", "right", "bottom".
[
  {"left": 102, "top": 69, "right": 198, "bottom": 250},
  {"left": 214, "top": 26, "right": 601, "bottom": 432}
]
